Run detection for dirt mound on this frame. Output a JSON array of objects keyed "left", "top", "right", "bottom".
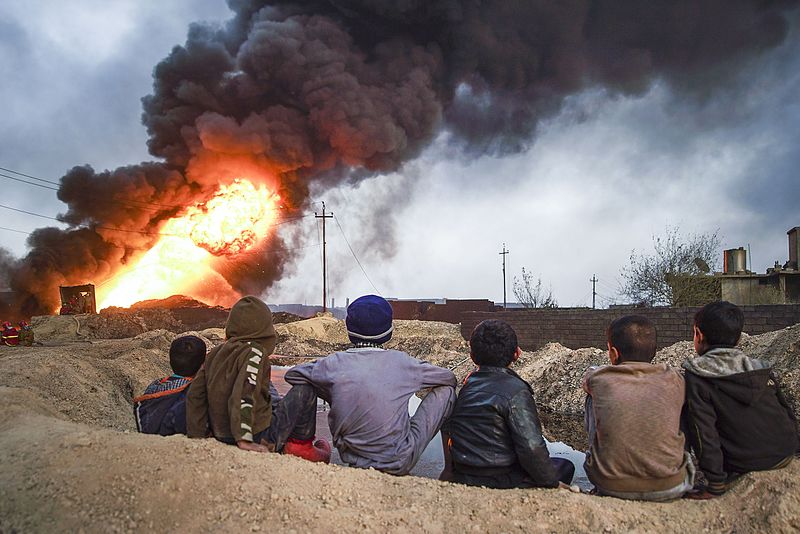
[
  {"left": 273, "top": 316, "right": 469, "bottom": 365},
  {"left": 128, "top": 294, "right": 211, "bottom": 310},
  {"left": 1, "top": 390, "right": 799, "bottom": 532},
  {"left": 2, "top": 321, "right": 800, "bottom": 531},
  {"left": 514, "top": 343, "right": 608, "bottom": 415}
]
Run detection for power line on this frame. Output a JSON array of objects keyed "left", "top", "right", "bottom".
[
  {"left": 0, "top": 225, "right": 32, "bottom": 235},
  {"left": 0, "top": 172, "right": 59, "bottom": 190},
  {"left": 333, "top": 214, "right": 380, "bottom": 295},
  {"left": 0, "top": 166, "right": 59, "bottom": 185}
]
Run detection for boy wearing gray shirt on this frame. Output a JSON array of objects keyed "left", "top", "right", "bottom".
[{"left": 282, "top": 295, "right": 456, "bottom": 475}]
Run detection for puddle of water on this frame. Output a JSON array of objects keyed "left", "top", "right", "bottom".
[{"left": 271, "top": 366, "right": 591, "bottom": 490}]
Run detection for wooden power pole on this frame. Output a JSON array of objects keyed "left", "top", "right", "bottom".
[
  {"left": 500, "top": 243, "right": 509, "bottom": 309},
  {"left": 315, "top": 202, "right": 333, "bottom": 312}
]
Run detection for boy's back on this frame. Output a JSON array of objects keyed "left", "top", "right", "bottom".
[
  {"left": 444, "top": 366, "right": 561, "bottom": 488},
  {"left": 285, "top": 347, "right": 455, "bottom": 473},
  {"left": 134, "top": 375, "right": 193, "bottom": 435},
  {"left": 584, "top": 362, "right": 687, "bottom": 492},
  {"left": 683, "top": 348, "right": 798, "bottom": 480}
]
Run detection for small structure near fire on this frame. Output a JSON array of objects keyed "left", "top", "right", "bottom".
[{"left": 59, "top": 284, "right": 97, "bottom": 315}]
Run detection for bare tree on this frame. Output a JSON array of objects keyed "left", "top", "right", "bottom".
[
  {"left": 620, "top": 225, "right": 721, "bottom": 306},
  {"left": 513, "top": 268, "right": 558, "bottom": 308}
]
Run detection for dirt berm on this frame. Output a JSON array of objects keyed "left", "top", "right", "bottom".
[{"left": 1, "top": 317, "right": 799, "bottom": 532}]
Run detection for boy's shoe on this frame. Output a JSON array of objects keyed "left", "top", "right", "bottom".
[{"left": 283, "top": 437, "right": 332, "bottom": 463}]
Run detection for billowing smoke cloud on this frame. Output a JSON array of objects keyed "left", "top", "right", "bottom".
[{"left": 6, "top": 0, "right": 799, "bottom": 316}]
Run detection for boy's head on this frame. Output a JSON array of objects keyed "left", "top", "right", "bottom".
[
  {"left": 169, "top": 335, "right": 206, "bottom": 377},
  {"left": 693, "top": 300, "right": 743, "bottom": 354},
  {"left": 346, "top": 295, "right": 393, "bottom": 345},
  {"left": 469, "top": 320, "right": 521, "bottom": 368},
  {"left": 225, "top": 296, "right": 276, "bottom": 345},
  {"left": 606, "top": 315, "right": 657, "bottom": 364}
]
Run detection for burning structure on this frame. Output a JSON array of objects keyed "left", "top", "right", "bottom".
[{"left": 2, "top": 1, "right": 798, "bottom": 317}]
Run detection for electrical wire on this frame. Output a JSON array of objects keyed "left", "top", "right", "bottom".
[
  {"left": 0, "top": 225, "right": 31, "bottom": 235},
  {"left": 0, "top": 166, "right": 59, "bottom": 185},
  {"left": 0, "top": 172, "right": 59, "bottom": 191},
  {"left": 333, "top": 214, "right": 380, "bottom": 295}
]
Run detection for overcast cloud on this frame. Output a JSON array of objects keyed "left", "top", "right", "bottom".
[{"left": 1, "top": 2, "right": 798, "bottom": 308}]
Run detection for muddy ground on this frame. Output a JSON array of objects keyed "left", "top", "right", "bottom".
[{"left": 1, "top": 316, "right": 799, "bottom": 532}]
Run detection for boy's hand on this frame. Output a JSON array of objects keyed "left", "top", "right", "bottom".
[{"left": 237, "top": 440, "right": 271, "bottom": 453}]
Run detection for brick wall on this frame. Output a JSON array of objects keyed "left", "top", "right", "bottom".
[
  {"left": 391, "top": 299, "right": 500, "bottom": 324},
  {"left": 460, "top": 305, "right": 800, "bottom": 351}
]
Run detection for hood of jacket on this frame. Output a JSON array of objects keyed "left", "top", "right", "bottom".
[
  {"left": 683, "top": 347, "right": 774, "bottom": 406},
  {"left": 682, "top": 347, "right": 769, "bottom": 378},
  {"left": 225, "top": 296, "right": 276, "bottom": 353}
]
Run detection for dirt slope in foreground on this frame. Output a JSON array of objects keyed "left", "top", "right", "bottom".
[
  {"left": 1, "top": 399, "right": 798, "bottom": 534},
  {"left": 1, "top": 321, "right": 799, "bottom": 532}
]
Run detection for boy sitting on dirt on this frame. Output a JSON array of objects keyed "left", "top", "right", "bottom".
[
  {"left": 281, "top": 294, "right": 457, "bottom": 475},
  {"left": 440, "top": 319, "right": 575, "bottom": 489},
  {"left": 683, "top": 301, "right": 799, "bottom": 499},
  {"left": 185, "top": 296, "right": 330, "bottom": 462},
  {"left": 582, "top": 315, "right": 692, "bottom": 501},
  {"left": 134, "top": 335, "right": 206, "bottom": 436}
]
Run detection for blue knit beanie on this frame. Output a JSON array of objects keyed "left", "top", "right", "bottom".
[{"left": 346, "top": 295, "right": 393, "bottom": 345}]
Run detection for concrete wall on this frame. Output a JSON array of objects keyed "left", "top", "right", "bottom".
[{"left": 460, "top": 305, "right": 800, "bottom": 351}]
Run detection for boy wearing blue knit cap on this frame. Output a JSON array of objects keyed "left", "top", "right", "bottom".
[{"left": 284, "top": 294, "right": 457, "bottom": 475}]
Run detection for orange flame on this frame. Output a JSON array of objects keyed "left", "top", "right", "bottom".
[{"left": 96, "top": 179, "right": 280, "bottom": 309}]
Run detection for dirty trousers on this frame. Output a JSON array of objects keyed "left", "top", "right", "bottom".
[
  {"left": 256, "top": 384, "right": 317, "bottom": 450},
  {"left": 452, "top": 458, "right": 575, "bottom": 489},
  {"left": 342, "top": 385, "right": 456, "bottom": 476}
]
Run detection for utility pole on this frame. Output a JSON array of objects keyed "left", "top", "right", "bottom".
[
  {"left": 500, "top": 243, "right": 510, "bottom": 309},
  {"left": 590, "top": 274, "right": 598, "bottom": 309},
  {"left": 315, "top": 202, "right": 333, "bottom": 312}
]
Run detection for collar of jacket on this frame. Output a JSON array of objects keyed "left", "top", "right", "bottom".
[{"left": 474, "top": 365, "right": 531, "bottom": 387}]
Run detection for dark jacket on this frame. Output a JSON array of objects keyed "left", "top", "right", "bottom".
[
  {"left": 443, "top": 366, "right": 559, "bottom": 488},
  {"left": 134, "top": 376, "right": 192, "bottom": 436},
  {"left": 684, "top": 352, "right": 799, "bottom": 492},
  {"left": 186, "top": 296, "right": 277, "bottom": 442}
]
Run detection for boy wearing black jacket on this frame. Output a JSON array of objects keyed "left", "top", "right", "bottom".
[
  {"left": 683, "top": 301, "right": 799, "bottom": 498},
  {"left": 441, "top": 320, "right": 574, "bottom": 489}
]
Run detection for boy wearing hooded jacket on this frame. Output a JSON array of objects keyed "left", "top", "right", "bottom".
[
  {"left": 283, "top": 295, "right": 457, "bottom": 475},
  {"left": 684, "top": 301, "right": 799, "bottom": 498},
  {"left": 186, "top": 296, "right": 330, "bottom": 461}
]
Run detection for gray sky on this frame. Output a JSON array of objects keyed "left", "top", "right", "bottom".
[{"left": 1, "top": 1, "right": 799, "bottom": 308}]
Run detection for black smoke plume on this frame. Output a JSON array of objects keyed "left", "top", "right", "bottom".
[{"left": 6, "top": 0, "right": 799, "bottom": 316}]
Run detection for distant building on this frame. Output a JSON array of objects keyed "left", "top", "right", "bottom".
[{"left": 718, "top": 227, "right": 800, "bottom": 305}]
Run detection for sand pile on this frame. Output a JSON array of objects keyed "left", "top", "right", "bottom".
[
  {"left": 272, "top": 315, "right": 468, "bottom": 366},
  {"left": 2, "top": 320, "right": 800, "bottom": 532}
]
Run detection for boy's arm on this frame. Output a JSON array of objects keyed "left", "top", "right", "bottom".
[
  {"left": 229, "top": 344, "right": 268, "bottom": 445},
  {"left": 685, "top": 373, "right": 727, "bottom": 494},
  {"left": 185, "top": 366, "right": 210, "bottom": 438},
  {"left": 416, "top": 360, "right": 457, "bottom": 389},
  {"left": 507, "top": 389, "right": 559, "bottom": 488},
  {"left": 285, "top": 361, "right": 333, "bottom": 403}
]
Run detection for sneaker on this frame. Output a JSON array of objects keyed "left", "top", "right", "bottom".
[{"left": 283, "top": 437, "right": 332, "bottom": 463}]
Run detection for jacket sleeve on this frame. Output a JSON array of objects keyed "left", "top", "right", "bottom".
[
  {"left": 185, "top": 365, "right": 209, "bottom": 438},
  {"left": 417, "top": 361, "right": 457, "bottom": 389},
  {"left": 507, "top": 389, "right": 559, "bottom": 488},
  {"left": 228, "top": 344, "right": 267, "bottom": 442},
  {"left": 684, "top": 373, "right": 727, "bottom": 493}
]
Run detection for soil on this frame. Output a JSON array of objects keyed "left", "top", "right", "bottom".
[{"left": 2, "top": 317, "right": 800, "bottom": 532}]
